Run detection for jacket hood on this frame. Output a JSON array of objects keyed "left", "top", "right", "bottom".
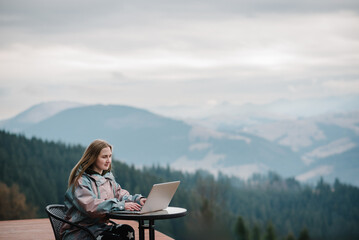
[
  {"left": 77, "top": 166, "right": 115, "bottom": 186},
  {"left": 84, "top": 171, "right": 115, "bottom": 186}
]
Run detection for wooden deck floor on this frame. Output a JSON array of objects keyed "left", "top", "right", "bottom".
[{"left": 0, "top": 218, "right": 173, "bottom": 240}]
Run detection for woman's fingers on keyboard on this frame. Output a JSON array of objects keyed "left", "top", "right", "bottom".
[{"left": 125, "top": 202, "right": 142, "bottom": 211}]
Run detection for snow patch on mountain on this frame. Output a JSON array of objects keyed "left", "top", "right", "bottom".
[
  {"left": 301, "top": 138, "right": 356, "bottom": 165},
  {"left": 244, "top": 120, "right": 326, "bottom": 151},
  {"left": 296, "top": 165, "right": 334, "bottom": 182},
  {"left": 172, "top": 151, "right": 269, "bottom": 179},
  {"left": 190, "top": 125, "right": 251, "bottom": 143},
  {"left": 189, "top": 142, "right": 212, "bottom": 151}
]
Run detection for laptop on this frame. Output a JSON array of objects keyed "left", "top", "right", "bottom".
[{"left": 114, "top": 181, "right": 180, "bottom": 214}]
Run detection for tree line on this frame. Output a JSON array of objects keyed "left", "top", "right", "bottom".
[{"left": 1, "top": 130, "right": 358, "bottom": 240}]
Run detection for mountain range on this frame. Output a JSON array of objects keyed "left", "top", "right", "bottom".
[{"left": 1, "top": 98, "right": 358, "bottom": 186}]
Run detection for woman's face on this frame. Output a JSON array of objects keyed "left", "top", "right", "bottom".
[{"left": 93, "top": 146, "right": 112, "bottom": 174}]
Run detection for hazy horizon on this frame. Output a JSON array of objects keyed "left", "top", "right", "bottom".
[{"left": 1, "top": 93, "right": 359, "bottom": 122}]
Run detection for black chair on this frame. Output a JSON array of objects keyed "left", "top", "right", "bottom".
[{"left": 45, "top": 204, "right": 96, "bottom": 240}]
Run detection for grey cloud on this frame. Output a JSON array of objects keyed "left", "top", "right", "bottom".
[
  {"left": 1, "top": 0, "right": 358, "bottom": 50},
  {"left": 0, "top": 87, "right": 7, "bottom": 96},
  {"left": 1, "top": 0, "right": 359, "bottom": 120},
  {"left": 1, "top": 0, "right": 359, "bottom": 30}
]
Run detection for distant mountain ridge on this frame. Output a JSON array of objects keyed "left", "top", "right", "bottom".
[
  {"left": 1, "top": 100, "right": 358, "bottom": 186},
  {"left": 151, "top": 94, "right": 359, "bottom": 121},
  {"left": 0, "top": 101, "right": 83, "bottom": 132},
  {"left": 0, "top": 103, "right": 302, "bottom": 177}
]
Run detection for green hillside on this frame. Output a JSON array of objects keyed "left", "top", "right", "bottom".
[{"left": 1, "top": 130, "right": 359, "bottom": 240}]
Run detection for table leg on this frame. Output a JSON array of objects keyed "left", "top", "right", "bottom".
[
  {"left": 138, "top": 220, "right": 145, "bottom": 240},
  {"left": 149, "top": 220, "right": 155, "bottom": 240},
  {"left": 138, "top": 219, "right": 156, "bottom": 240}
]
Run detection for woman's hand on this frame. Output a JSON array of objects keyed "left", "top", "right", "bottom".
[
  {"left": 140, "top": 198, "right": 147, "bottom": 206},
  {"left": 124, "top": 202, "right": 142, "bottom": 211}
]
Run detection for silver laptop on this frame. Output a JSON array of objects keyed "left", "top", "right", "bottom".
[{"left": 117, "top": 181, "right": 180, "bottom": 214}]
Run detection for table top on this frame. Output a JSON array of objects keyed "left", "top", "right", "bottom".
[{"left": 107, "top": 207, "right": 187, "bottom": 220}]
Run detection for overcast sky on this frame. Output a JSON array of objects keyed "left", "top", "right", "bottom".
[{"left": 1, "top": 0, "right": 359, "bottom": 119}]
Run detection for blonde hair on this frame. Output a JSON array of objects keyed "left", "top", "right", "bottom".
[{"left": 68, "top": 139, "right": 113, "bottom": 187}]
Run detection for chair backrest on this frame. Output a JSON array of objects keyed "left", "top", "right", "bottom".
[
  {"left": 46, "top": 204, "right": 66, "bottom": 240},
  {"left": 45, "top": 204, "right": 96, "bottom": 240}
]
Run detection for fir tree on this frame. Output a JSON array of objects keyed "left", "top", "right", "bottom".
[
  {"left": 298, "top": 228, "right": 310, "bottom": 240},
  {"left": 235, "top": 216, "right": 249, "bottom": 240},
  {"left": 264, "top": 222, "right": 276, "bottom": 240}
]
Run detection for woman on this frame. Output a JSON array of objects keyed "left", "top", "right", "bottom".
[{"left": 61, "top": 139, "right": 146, "bottom": 240}]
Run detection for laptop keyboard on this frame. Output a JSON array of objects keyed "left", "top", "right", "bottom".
[{"left": 118, "top": 210, "right": 142, "bottom": 214}]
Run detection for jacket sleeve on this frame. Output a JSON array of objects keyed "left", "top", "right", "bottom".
[
  {"left": 114, "top": 182, "right": 143, "bottom": 205},
  {"left": 72, "top": 177, "right": 125, "bottom": 218}
]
